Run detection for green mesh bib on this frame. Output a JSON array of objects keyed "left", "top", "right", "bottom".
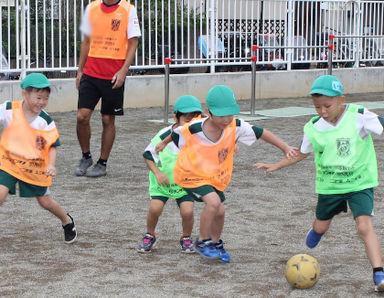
[
  {"left": 304, "top": 104, "right": 378, "bottom": 194},
  {"left": 148, "top": 128, "right": 187, "bottom": 198}
]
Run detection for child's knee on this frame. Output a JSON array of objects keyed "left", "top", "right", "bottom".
[
  {"left": 148, "top": 206, "right": 163, "bottom": 218},
  {"left": 180, "top": 208, "right": 194, "bottom": 220},
  {"left": 0, "top": 185, "right": 9, "bottom": 205},
  {"left": 355, "top": 215, "right": 374, "bottom": 237},
  {"left": 179, "top": 201, "right": 194, "bottom": 217},
  {"left": 204, "top": 195, "right": 222, "bottom": 210},
  {"left": 216, "top": 203, "right": 226, "bottom": 217},
  {"left": 313, "top": 218, "right": 331, "bottom": 234}
]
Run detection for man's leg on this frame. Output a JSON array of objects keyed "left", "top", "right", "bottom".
[
  {"left": 85, "top": 114, "right": 115, "bottom": 177},
  {"left": 76, "top": 108, "right": 93, "bottom": 153},
  {"left": 100, "top": 114, "right": 116, "bottom": 160},
  {"left": 75, "top": 108, "right": 94, "bottom": 176}
]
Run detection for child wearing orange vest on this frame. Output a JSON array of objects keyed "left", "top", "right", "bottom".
[
  {"left": 0, "top": 73, "right": 77, "bottom": 244},
  {"left": 167, "top": 85, "right": 297, "bottom": 262}
]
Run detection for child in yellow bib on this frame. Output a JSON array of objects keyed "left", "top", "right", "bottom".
[
  {"left": 169, "top": 85, "right": 297, "bottom": 262},
  {"left": 0, "top": 73, "right": 77, "bottom": 244},
  {"left": 255, "top": 75, "right": 384, "bottom": 292}
]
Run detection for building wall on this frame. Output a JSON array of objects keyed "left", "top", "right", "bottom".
[{"left": 0, "top": 67, "right": 383, "bottom": 113}]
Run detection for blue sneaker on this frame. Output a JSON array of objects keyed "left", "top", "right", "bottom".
[
  {"left": 138, "top": 233, "right": 157, "bottom": 253},
  {"left": 306, "top": 229, "right": 323, "bottom": 248},
  {"left": 374, "top": 271, "right": 384, "bottom": 292},
  {"left": 215, "top": 239, "right": 231, "bottom": 263},
  {"left": 195, "top": 238, "right": 220, "bottom": 259}
]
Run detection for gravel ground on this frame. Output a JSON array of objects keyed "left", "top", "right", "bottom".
[{"left": 1, "top": 92, "right": 384, "bottom": 297}]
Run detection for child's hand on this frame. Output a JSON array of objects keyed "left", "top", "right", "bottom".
[
  {"left": 284, "top": 146, "right": 300, "bottom": 159},
  {"left": 46, "top": 165, "right": 56, "bottom": 177},
  {"left": 234, "top": 144, "right": 240, "bottom": 154},
  {"left": 155, "top": 172, "right": 170, "bottom": 186},
  {"left": 155, "top": 142, "right": 166, "bottom": 154},
  {"left": 253, "top": 162, "right": 278, "bottom": 174}
]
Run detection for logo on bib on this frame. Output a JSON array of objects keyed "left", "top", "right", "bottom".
[
  {"left": 218, "top": 147, "right": 229, "bottom": 163},
  {"left": 111, "top": 19, "right": 121, "bottom": 31},
  {"left": 336, "top": 138, "right": 350, "bottom": 157},
  {"left": 36, "top": 136, "right": 47, "bottom": 151}
]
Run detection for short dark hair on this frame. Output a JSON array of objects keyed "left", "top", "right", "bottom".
[
  {"left": 174, "top": 111, "right": 202, "bottom": 121},
  {"left": 24, "top": 86, "right": 51, "bottom": 93},
  {"left": 174, "top": 111, "right": 183, "bottom": 121},
  {"left": 310, "top": 93, "right": 323, "bottom": 97},
  {"left": 311, "top": 93, "right": 339, "bottom": 98}
]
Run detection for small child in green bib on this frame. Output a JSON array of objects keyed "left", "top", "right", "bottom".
[
  {"left": 138, "top": 95, "right": 203, "bottom": 253},
  {"left": 255, "top": 75, "right": 384, "bottom": 292}
]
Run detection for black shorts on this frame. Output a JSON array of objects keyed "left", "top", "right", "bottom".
[{"left": 78, "top": 74, "right": 124, "bottom": 115}]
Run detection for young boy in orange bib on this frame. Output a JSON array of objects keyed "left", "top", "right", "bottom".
[
  {"left": 0, "top": 73, "right": 77, "bottom": 243},
  {"left": 166, "top": 85, "right": 297, "bottom": 262}
]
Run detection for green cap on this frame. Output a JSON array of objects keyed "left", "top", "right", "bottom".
[
  {"left": 174, "top": 95, "right": 203, "bottom": 113},
  {"left": 20, "top": 73, "right": 50, "bottom": 89},
  {"left": 206, "top": 85, "right": 240, "bottom": 116},
  {"left": 309, "top": 75, "right": 343, "bottom": 96}
]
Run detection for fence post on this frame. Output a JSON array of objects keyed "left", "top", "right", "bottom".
[
  {"left": 286, "top": 0, "right": 294, "bottom": 71},
  {"left": 327, "top": 34, "right": 334, "bottom": 75},
  {"left": 20, "top": 0, "right": 27, "bottom": 79},
  {"left": 250, "top": 45, "right": 258, "bottom": 116},
  {"left": 164, "top": 57, "right": 172, "bottom": 124},
  {"left": 354, "top": 1, "right": 362, "bottom": 68},
  {"left": 208, "top": 0, "right": 215, "bottom": 73}
]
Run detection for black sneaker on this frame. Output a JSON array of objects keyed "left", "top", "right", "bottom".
[{"left": 63, "top": 213, "right": 77, "bottom": 244}]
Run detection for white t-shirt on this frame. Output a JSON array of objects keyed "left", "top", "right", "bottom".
[
  {"left": 80, "top": 0, "right": 141, "bottom": 39},
  {"left": 144, "top": 125, "right": 180, "bottom": 164},
  {"left": 0, "top": 101, "right": 57, "bottom": 131},
  {"left": 300, "top": 105, "right": 383, "bottom": 154}
]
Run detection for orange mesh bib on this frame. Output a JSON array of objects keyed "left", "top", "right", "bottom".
[
  {"left": 0, "top": 101, "right": 59, "bottom": 186},
  {"left": 174, "top": 119, "right": 236, "bottom": 191},
  {"left": 88, "top": 1, "right": 131, "bottom": 60}
]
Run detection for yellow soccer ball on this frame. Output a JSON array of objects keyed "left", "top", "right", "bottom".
[{"left": 285, "top": 254, "right": 320, "bottom": 289}]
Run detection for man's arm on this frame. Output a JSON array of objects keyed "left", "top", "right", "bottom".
[
  {"left": 112, "top": 37, "right": 139, "bottom": 89},
  {"left": 76, "top": 35, "right": 90, "bottom": 90}
]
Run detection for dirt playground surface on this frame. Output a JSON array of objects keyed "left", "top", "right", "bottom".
[{"left": 1, "top": 93, "right": 384, "bottom": 297}]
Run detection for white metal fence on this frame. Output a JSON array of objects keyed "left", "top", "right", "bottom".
[{"left": 0, "top": 0, "right": 383, "bottom": 79}]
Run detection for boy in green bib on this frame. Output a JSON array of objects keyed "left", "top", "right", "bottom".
[
  {"left": 255, "top": 75, "right": 384, "bottom": 292},
  {"left": 138, "top": 95, "right": 203, "bottom": 253}
]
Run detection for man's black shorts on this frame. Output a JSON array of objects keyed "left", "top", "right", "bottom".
[{"left": 78, "top": 74, "right": 124, "bottom": 115}]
